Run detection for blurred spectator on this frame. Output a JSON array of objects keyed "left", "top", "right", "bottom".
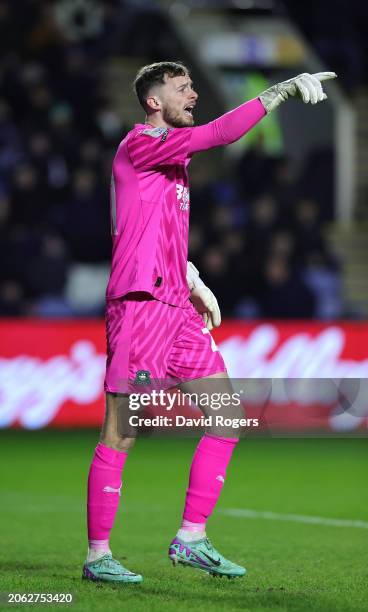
[
  {"left": 293, "top": 198, "right": 327, "bottom": 265},
  {"left": 63, "top": 168, "right": 110, "bottom": 262},
  {"left": 270, "top": 156, "right": 298, "bottom": 214},
  {"left": 10, "top": 164, "right": 48, "bottom": 228},
  {"left": 48, "top": 103, "right": 79, "bottom": 161},
  {"left": 188, "top": 223, "right": 205, "bottom": 261},
  {"left": 236, "top": 134, "right": 273, "bottom": 201},
  {"left": 244, "top": 194, "right": 279, "bottom": 272},
  {"left": 298, "top": 149, "right": 334, "bottom": 221},
  {"left": 0, "top": 101, "right": 23, "bottom": 177},
  {"left": 303, "top": 250, "right": 343, "bottom": 319},
  {"left": 25, "top": 233, "right": 69, "bottom": 298},
  {"left": 0, "top": 281, "right": 25, "bottom": 317},
  {"left": 258, "top": 257, "right": 316, "bottom": 319},
  {"left": 200, "top": 245, "right": 244, "bottom": 316},
  {"left": 27, "top": 84, "right": 53, "bottom": 129},
  {"left": 268, "top": 230, "right": 295, "bottom": 261}
]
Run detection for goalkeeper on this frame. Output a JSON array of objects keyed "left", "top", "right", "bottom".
[{"left": 82, "top": 64, "right": 336, "bottom": 583}]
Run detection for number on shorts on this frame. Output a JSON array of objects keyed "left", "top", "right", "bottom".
[{"left": 202, "top": 327, "right": 218, "bottom": 352}]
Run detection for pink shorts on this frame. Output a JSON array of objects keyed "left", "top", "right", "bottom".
[{"left": 104, "top": 293, "right": 226, "bottom": 393}]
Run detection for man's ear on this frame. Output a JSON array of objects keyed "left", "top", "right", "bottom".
[{"left": 146, "top": 95, "right": 161, "bottom": 112}]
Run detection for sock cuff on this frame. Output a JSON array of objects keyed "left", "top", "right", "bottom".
[
  {"left": 180, "top": 519, "right": 206, "bottom": 532},
  {"left": 88, "top": 539, "right": 110, "bottom": 549},
  {"left": 95, "top": 442, "right": 128, "bottom": 469},
  {"left": 194, "top": 433, "right": 238, "bottom": 461},
  {"left": 203, "top": 433, "right": 239, "bottom": 444},
  {"left": 204, "top": 433, "right": 239, "bottom": 446}
]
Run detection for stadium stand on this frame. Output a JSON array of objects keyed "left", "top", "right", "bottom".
[{"left": 0, "top": 0, "right": 349, "bottom": 318}]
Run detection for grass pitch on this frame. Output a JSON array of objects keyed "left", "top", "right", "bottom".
[{"left": 0, "top": 431, "right": 367, "bottom": 612}]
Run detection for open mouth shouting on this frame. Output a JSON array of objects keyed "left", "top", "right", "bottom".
[{"left": 184, "top": 104, "right": 195, "bottom": 117}]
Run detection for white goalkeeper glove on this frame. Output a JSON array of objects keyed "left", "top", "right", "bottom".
[
  {"left": 186, "top": 261, "right": 221, "bottom": 331},
  {"left": 259, "top": 71, "right": 337, "bottom": 114}
]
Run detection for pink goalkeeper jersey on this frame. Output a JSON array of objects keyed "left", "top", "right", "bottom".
[{"left": 106, "top": 97, "right": 266, "bottom": 307}]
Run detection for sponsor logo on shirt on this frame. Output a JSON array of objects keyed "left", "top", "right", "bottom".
[
  {"left": 176, "top": 184, "right": 190, "bottom": 210},
  {"left": 142, "top": 126, "right": 169, "bottom": 142}
]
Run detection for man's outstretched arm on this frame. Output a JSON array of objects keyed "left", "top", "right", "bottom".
[
  {"left": 128, "top": 72, "right": 336, "bottom": 170},
  {"left": 188, "top": 98, "right": 266, "bottom": 154},
  {"left": 188, "top": 71, "right": 337, "bottom": 154}
]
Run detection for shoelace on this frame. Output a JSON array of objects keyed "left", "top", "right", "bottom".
[
  {"left": 105, "top": 556, "right": 136, "bottom": 575},
  {"left": 96, "top": 555, "right": 120, "bottom": 569}
]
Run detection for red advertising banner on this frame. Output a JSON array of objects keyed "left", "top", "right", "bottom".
[
  {"left": 0, "top": 320, "right": 106, "bottom": 429},
  {"left": 1, "top": 319, "right": 368, "bottom": 431}
]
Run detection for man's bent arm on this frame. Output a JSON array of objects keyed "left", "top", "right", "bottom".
[{"left": 188, "top": 98, "right": 266, "bottom": 154}]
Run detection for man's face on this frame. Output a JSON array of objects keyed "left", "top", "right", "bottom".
[{"left": 150, "top": 73, "right": 198, "bottom": 127}]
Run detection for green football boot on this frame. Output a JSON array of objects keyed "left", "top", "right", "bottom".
[
  {"left": 168, "top": 537, "right": 246, "bottom": 578},
  {"left": 82, "top": 553, "right": 143, "bottom": 584}
]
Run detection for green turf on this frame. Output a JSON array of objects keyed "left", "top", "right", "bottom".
[{"left": 0, "top": 431, "right": 367, "bottom": 612}]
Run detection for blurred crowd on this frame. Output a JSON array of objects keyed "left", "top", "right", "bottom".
[
  {"left": 188, "top": 145, "right": 342, "bottom": 320},
  {"left": 0, "top": 0, "right": 344, "bottom": 319},
  {"left": 0, "top": 0, "right": 126, "bottom": 316},
  {"left": 283, "top": 0, "right": 367, "bottom": 92}
]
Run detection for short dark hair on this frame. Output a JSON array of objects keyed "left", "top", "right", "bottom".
[{"left": 133, "top": 61, "right": 189, "bottom": 109}]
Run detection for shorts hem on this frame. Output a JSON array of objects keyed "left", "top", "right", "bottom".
[{"left": 104, "top": 364, "right": 227, "bottom": 395}]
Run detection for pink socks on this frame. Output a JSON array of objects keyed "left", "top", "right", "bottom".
[
  {"left": 87, "top": 443, "right": 128, "bottom": 558},
  {"left": 178, "top": 434, "right": 238, "bottom": 540},
  {"left": 87, "top": 435, "right": 238, "bottom": 555}
]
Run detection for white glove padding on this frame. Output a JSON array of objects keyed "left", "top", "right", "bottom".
[
  {"left": 186, "top": 260, "right": 200, "bottom": 291},
  {"left": 191, "top": 285, "right": 221, "bottom": 331},
  {"left": 259, "top": 72, "right": 337, "bottom": 113},
  {"left": 186, "top": 261, "right": 221, "bottom": 331}
]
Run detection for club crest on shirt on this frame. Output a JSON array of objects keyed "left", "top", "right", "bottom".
[
  {"left": 134, "top": 370, "right": 151, "bottom": 385},
  {"left": 142, "top": 127, "right": 168, "bottom": 142}
]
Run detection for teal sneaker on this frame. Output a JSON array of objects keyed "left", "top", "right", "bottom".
[
  {"left": 82, "top": 554, "right": 143, "bottom": 584},
  {"left": 168, "top": 537, "right": 246, "bottom": 578}
]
